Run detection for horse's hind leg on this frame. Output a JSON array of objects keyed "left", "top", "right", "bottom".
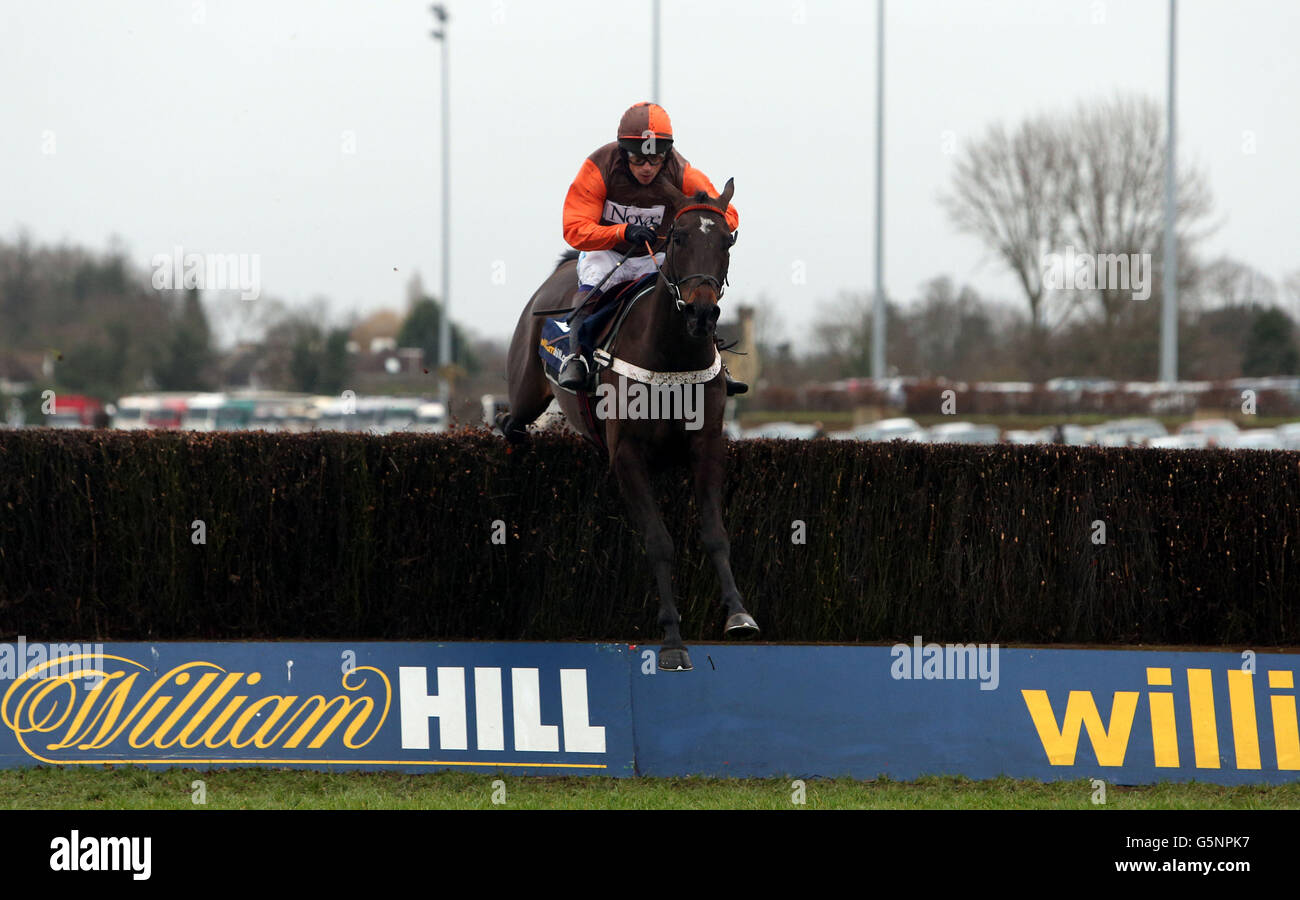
[
  {"left": 691, "top": 428, "right": 759, "bottom": 638},
  {"left": 612, "top": 440, "right": 691, "bottom": 671}
]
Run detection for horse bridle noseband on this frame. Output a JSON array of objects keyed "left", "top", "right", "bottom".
[{"left": 652, "top": 202, "right": 735, "bottom": 311}]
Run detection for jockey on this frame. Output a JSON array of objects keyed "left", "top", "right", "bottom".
[{"left": 557, "top": 101, "right": 747, "bottom": 395}]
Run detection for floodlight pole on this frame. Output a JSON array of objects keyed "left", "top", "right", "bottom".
[
  {"left": 432, "top": 5, "right": 452, "bottom": 409},
  {"left": 1160, "top": 0, "right": 1178, "bottom": 384},
  {"left": 652, "top": 0, "right": 660, "bottom": 102},
  {"left": 872, "top": 0, "right": 886, "bottom": 380}
]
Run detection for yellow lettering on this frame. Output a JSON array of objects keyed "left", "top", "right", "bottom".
[
  {"left": 197, "top": 696, "right": 249, "bottom": 749},
  {"left": 282, "top": 696, "right": 361, "bottom": 749},
  {"left": 1268, "top": 670, "right": 1300, "bottom": 770},
  {"left": 1187, "top": 669, "right": 1219, "bottom": 768},
  {"left": 1227, "top": 670, "right": 1260, "bottom": 770},
  {"left": 79, "top": 672, "right": 145, "bottom": 749},
  {"left": 228, "top": 696, "right": 299, "bottom": 749},
  {"left": 177, "top": 673, "right": 244, "bottom": 749},
  {"left": 1147, "top": 669, "right": 1179, "bottom": 768},
  {"left": 148, "top": 673, "right": 220, "bottom": 749},
  {"left": 1021, "top": 690, "right": 1138, "bottom": 766},
  {"left": 5, "top": 657, "right": 394, "bottom": 761},
  {"left": 47, "top": 674, "right": 124, "bottom": 750},
  {"left": 127, "top": 696, "right": 175, "bottom": 748}
]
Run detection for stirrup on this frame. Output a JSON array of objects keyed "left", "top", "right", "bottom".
[{"left": 558, "top": 353, "right": 590, "bottom": 389}]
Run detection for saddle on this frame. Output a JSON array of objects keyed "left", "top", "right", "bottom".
[{"left": 538, "top": 274, "right": 658, "bottom": 387}]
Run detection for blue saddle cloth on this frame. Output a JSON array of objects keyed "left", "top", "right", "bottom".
[{"left": 538, "top": 275, "right": 657, "bottom": 377}]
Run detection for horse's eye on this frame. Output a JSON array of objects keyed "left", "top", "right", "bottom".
[{"left": 672, "top": 232, "right": 686, "bottom": 246}]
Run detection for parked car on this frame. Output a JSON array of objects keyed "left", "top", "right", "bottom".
[
  {"left": 1092, "top": 418, "right": 1168, "bottom": 447},
  {"left": 1177, "top": 418, "right": 1240, "bottom": 448},
  {"left": 925, "top": 422, "right": 1001, "bottom": 444},
  {"left": 1230, "top": 429, "right": 1283, "bottom": 450},
  {"left": 843, "top": 417, "right": 927, "bottom": 443},
  {"left": 744, "top": 422, "right": 822, "bottom": 440},
  {"left": 1003, "top": 428, "right": 1055, "bottom": 445},
  {"left": 1274, "top": 422, "right": 1300, "bottom": 450},
  {"left": 1148, "top": 434, "right": 1207, "bottom": 449},
  {"left": 1056, "top": 424, "right": 1095, "bottom": 446},
  {"left": 410, "top": 402, "right": 448, "bottom": 434}
]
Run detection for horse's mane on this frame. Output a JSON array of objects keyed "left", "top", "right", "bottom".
[{"left": 554, "top": 248, "right": 579, "bottom": 270}]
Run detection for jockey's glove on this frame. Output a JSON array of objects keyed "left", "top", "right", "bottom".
[{"left": 623, "top": 225, "right": 657, "bottom": 248}]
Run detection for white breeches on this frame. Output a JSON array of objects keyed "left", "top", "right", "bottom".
[{"left": 577, "top": 249, "right": 666, "bottom": 290}]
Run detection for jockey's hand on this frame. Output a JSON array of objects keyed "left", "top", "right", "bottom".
[{"left": 624, "top": 224, "right": 657, "bottom": 248}]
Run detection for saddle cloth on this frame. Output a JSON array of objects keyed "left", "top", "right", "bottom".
[{"left": 538, "top": 274, "right": 657, "bottom": 377}]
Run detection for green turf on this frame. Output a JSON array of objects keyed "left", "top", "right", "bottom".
[{"left": 2, "top": 768, "right": 1297, "bottom": 810}]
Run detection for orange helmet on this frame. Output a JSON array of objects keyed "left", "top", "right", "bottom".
[{"left": 617, "top": 102, "right": 673, "bottom": 156}]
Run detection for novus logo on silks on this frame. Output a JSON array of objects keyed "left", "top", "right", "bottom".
[{"left": 601, "top": 200, "right": 665, "bottom": 228}]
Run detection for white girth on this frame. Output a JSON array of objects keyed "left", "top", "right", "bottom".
[{"left": 597, "top": 348, "right": 722, "bottom": 386}]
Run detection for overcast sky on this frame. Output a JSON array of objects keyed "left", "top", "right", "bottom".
[{"left": 5, "top": 0, "right": 1298, "bottom": 352}]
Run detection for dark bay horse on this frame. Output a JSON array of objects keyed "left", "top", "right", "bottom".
[{"left": 497, "top": 178, "right": 758, "bottom": 671}]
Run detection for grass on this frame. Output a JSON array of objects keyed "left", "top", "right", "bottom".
[{"left": 2, "top": 768, "right": 1298, "bottom": 810}]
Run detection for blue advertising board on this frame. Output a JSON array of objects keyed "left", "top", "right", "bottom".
[
  {"left": 1, "top": 639, "right": 1296, "bottom": 784},
  {"left": 0, "top": 641, "right": 634, "bottom": 775}
]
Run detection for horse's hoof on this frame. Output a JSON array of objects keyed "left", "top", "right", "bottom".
[
  {"left": 658, "top": 647, "right": 693, "bottom": 672},
  {"left": 724, "top": 613, "right": 760, "bottom": 638}
]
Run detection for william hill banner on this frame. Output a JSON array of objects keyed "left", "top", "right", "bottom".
[
  {"left": 0, "top": 642, "right": 634, "bottom": 774},
  {"left": 1, "top": 641, "right": 1297, "bottom": 784}
]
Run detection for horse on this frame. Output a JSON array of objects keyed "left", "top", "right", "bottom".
[{"left": 497, "top": 177, "right": 758, "bottom": 671}]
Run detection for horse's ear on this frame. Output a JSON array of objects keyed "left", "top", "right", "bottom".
[{"left": 717, "top": 177, "right": 734, "bottom": 208}]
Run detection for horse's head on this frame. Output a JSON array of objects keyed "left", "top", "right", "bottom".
[{"left": 661, "top": 178, "right": 735, "bottom": 340}]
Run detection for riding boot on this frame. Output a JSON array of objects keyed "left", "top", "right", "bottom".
[
  {"left": 558, "top": 293, "right": 595, "bottom": 391},
  {"left": 722, "top": 365, "right": 748, "bottom": 396},
  {"left": 714, "top": 337, "right": 749, "bottom": 396}
]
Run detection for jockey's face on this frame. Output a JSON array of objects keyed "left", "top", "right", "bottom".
[{"left": 627, "top": 154, "right": 664, "bottom": 185}]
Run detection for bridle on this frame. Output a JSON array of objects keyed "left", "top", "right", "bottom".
[{"left": 649, "top": 202, "right": 735, "bottom": 311}]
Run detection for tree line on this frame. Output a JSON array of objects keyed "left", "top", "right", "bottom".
[{"left": 0, "top": 235, "right": 476, "bottom": 416}]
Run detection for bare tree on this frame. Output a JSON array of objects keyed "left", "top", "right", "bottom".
[
  {"left": 1061, "top": 95, "right": 1214, "bottom": 360},
  {"left": 1190, "top": 257, "right": 1277, "bottom": 315},
  {"left": 939, "top": 114, "right": 1071, "bottom": 348},
  {"left": 1281, "top": 269, "right": 1300, "bottom": 322},
  {"left": 942, "top": 94, "right": 1215, "bottom": 377}
]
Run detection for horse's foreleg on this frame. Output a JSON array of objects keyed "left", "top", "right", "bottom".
[
  {"left": 691, "top": 432, "right": 759, "bottom": 638},
  {"left": 500, "top": 341, "right": 553, "bottom": 445},
  {"left": 612, "top": 441, "right": 691, "bottom": 671},
  {"left": 499, "top": 381, "right": 551, "bottom": 445}
]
